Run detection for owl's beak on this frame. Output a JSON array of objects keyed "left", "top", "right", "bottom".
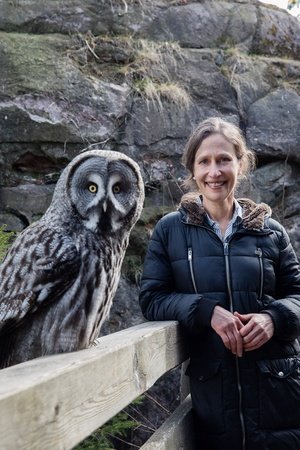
[{"left": 102, "top": 200, "right": 107, "bottom": 212}]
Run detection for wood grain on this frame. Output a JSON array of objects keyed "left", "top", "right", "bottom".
[{"left": 0, "top": 321, "right": 188, "bottom": 450}]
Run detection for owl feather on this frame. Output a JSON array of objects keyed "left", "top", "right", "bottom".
[{"left": 0, "top": 150, "right": 144, "bottom": 368}]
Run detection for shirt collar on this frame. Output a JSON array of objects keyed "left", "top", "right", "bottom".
[{"left": 200, "top": 197, "right": 243, "bottom": 227}]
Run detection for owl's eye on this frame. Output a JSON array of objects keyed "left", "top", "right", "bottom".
[
  {"left": 87, "top": 183, "right": 98, "bottom": 194},
  {"left": 112, "top": 184, "right": 121, "bottom": 194}
]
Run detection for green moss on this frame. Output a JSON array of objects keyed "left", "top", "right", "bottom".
[
  {"left": 122, "top": 205, "right": 175, "bottom": 281},
  {"left": 0, "top": 31, "right": 75, "bottom": 96},
  {"left": 139, "top": 205, "right": 174, "bottom": 225},
  {"left": 74, "top": 411, "right": 136, "bottom": 450},
  {"left": 0, "top": 225, "right": 15, "bottom": 261},
  {"left": 122, "top": 254, "right": 143, "bottom": 283},
  {"left": 75, "top": 397, "right": 144, "bottom": 450},
  {"left": 214, "top": 35, "right": 236, "bottom": 50}
]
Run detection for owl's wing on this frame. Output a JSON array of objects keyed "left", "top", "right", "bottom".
[{"left": 0, "top": 226, "right": 81, "bottom": 336}]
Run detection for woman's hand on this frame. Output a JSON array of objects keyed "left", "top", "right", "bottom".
[
  {"left": 234, "top": 312, "right": 274, "bottom": 351},
  {"left": 211, "top": 306, "right": 244, "bottom": 357}
]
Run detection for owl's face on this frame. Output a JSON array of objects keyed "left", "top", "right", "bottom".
[{"left": 59, "top": 151, "right": 144, "bottom": 234}]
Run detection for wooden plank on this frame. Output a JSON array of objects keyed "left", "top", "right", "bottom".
[
  {"left": 140, "top": 395, "right": 196, "bottom": 450},
  {"left": 0, "top": 321, "right": 188, "bottom": 450}
]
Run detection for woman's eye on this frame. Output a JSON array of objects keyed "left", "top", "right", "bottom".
[
  {"left": 88, "top": 183, "right": 98, "bottom": 193},
  {"left": 113, "top": 184, "right": 121, "bottom": 194}
]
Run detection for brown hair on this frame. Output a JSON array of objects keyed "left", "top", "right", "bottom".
[{"left": 182, "top": 117, "right": 256, "bottom": 191}]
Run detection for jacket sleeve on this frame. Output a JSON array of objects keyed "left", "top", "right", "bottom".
[
  {"left": 139, "top": 218, "right": 220, "bottom": 332},
  {"left": 262, "top": 224, "right": 300, "bottom": 340}
]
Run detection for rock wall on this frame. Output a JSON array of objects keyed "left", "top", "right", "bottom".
[{"left": 0, "top": 0, "right": 300, "bottom": 330}]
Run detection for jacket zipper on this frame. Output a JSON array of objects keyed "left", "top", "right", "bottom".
[
  {"left": 188, "top": 247, "right": 198, "bottom": 293},
  {"left": 255, "top": 248, "right": 263, "bottom": 300},
  {"left": 224, "top": 242, "right": 246, "bottom": 450}
]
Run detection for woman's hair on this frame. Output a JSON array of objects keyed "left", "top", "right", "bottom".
[{"left": 181, "top": 117, "right": 256, "bottom": 191}]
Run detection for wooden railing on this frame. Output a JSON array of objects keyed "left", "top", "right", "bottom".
[{"left": 0, "top": 321, "right": 196, "bottom": 450}]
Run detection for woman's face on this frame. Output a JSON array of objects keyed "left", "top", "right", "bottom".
[{"left": 193, "top": 133, "right": 241, "bottom": 207}]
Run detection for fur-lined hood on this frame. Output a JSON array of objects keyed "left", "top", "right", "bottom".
[{"left": 179, "top": 192, "right": 272, "bottom": 231}]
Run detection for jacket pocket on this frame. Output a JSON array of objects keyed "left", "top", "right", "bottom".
[
  {"left": 186, "top": 360, "right": 224, "bottom": 433},
  {"left": 256, "top": 357, "right": 300, "bottom": 429}
]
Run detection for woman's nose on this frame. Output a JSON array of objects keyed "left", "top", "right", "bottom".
[{"left": 208, "top": 163, "right": 221, "bottom": 177}]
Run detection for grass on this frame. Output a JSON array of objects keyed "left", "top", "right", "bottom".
[
  {"left": 120, "top": 39, "right": 190, "bottom": 108},
  {"left": 70, "top": 34, "right": 191, "bottom": 110},
  {"left": 220, "top": 48, "right": 256, "bottom": 116},
  {"left": 133, "top": 79, "right": 190, "bottom": 109}
]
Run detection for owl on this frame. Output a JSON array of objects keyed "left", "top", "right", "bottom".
[{"left": 0, "top": 150, "right": 144, "bottom": 368}]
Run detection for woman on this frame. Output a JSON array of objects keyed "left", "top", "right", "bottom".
[{"left": 139, "top": 117, "right": 300, "bottom": 450}]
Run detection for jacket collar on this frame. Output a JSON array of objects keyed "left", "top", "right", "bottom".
[{"left": 179, "top": 192, "right": 272, "bottom": 231}]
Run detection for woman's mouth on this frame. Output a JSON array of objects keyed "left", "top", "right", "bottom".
[{"left": 205, "top": 181, "right": 226, "bottom": 188}]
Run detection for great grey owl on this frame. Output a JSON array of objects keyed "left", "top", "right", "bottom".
[{"left": 0, "top": 150, "right": 144, "bottom": 368}]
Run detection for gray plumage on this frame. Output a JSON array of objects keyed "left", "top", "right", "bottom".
[{"left": 0, "top": 150, "right": 144, "bottom": 368}]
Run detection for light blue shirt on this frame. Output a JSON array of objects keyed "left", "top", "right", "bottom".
[{"left": 205, "top": 199, "right": 243, "bottom": 242}]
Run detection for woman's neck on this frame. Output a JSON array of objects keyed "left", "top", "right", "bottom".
[{"left": 202, "top": 198, "right": 235, "bottom": 224}]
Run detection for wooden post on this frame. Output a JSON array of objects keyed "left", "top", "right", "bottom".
[{"left": 140, "top": 395, "right": 196, "bottom": 450}]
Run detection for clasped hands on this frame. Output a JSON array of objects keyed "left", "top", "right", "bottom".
[{"left": 211, "top": 305, "right": 274, "bottom": 357}]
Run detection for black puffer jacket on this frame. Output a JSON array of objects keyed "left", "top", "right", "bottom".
[{"left": 139, "top": 196, "right": 300, "bottom": 450}]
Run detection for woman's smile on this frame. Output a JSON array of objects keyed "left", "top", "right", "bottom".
[{"left": 205, "top": 181, "right": 226, "bottom": 188}]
